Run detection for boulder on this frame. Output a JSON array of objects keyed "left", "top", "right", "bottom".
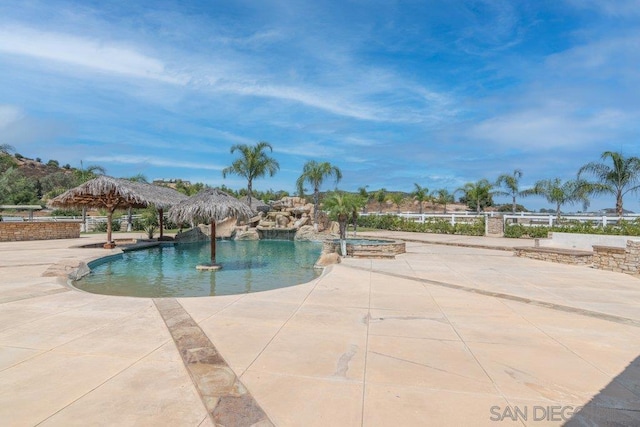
[
  {"left": 293, "top": 216, "right": 309, "bottom": 229},
  {"left": 235, "top": 229, "right": 260, "bottom": 240},
  {"left": 294, "top": 225, "right": 331, "bottom": 242},
  {"left": 276, "top": 215, "right": 290, "bottom": 227},
  {"left": 175, "top": 226, "right": 209, "bottom": 243},
  {"left": 314, "top": 252, "right": 341, "bottom": 267},
  {"left": 215, "top": 216, "right": 237, "bottom": 239}
]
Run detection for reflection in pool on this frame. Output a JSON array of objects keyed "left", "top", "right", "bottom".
[{"left": 76, "top": 240, "right": 323, "bottom": 298}]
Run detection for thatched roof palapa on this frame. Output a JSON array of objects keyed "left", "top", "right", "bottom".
[
  {"left": 50, "top": 175, "right": 188, "bottom": 248},
  {"left": 169, "top": 188, "right": 254, "bottom": 268},
  {"left": 50, "top": 176, "right": 188, "bottom": 210},
  {"left": 169, "top": 188, "right": 253, "bottom": 224}
]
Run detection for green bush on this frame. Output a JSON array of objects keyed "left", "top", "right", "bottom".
[
  {"left": 504, "top": 218, "right": 640, "bottom": 238},
  {"left": 357, "top": 214, "right": 484, "bottom": 236},
  {"left": 94, "top": 218, "right": 121, "bottom": 232},
  {"left": 51, "top": 208, "right": 81, "bottom": 217}
]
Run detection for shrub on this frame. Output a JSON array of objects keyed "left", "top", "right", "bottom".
[
  {"left": 357, "top": 214, "right": 485, "bottom": 236},
  {"left": 504, "top": 218, "right": 640, "bottom": 238},
  {"left": 51, "top": 208, "right": 81, "bottom": 217},
  {"left": 94, "top": 218, "right": 121, "bottom": 232}
]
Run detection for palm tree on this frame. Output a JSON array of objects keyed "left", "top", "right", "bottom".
[
  {"left": 523, "top": 178, "right": 591, "bottom": 220},
  {"left": 457, "top": 179, "right": 494, "bottom": 213},
  {"left": 222, "top": 141, "right": 280, "bottom": 209},
  {"left": 434, "top": 189, "right": 454, "bottom": 213},
  {"left": 412, "top": 183, "right": 429, "bottom": 215},
  {"left": 375, "top": 188, "right": 387, "bottom": 213},
  {"left": 358, "top": 186, "right": 370, "bottom": 213},
  {"left": 296, "top": 160, "right": 342, "bottom": 229},
  {"left": 74, "top": 161, "right": 106, "bottom": 185},
  {"left": 389, "top": 193, "right": 404, "bottom": 213},
  {"left": 323, "top": 192, "right": 360, "bottom": 256},
  {"left": 495, "top": 169, "right": 524, "bottom": 213},
  {"left": 578, "top": 151, "right": 640, "bottom": 216}
]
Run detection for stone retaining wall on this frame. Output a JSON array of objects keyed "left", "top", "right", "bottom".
[
  {"left": 514, "top": 247, "right": 593, "bottom": 266},
  {"left": 0, "top": 221, "right": 81, "bottom": 242},
  {"left": 593, "top": 241, "right": 640, "bottom": 275}
]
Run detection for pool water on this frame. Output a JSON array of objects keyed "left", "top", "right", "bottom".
[{"left": 75, "top": 240, "right": 323, "bottom": 298}]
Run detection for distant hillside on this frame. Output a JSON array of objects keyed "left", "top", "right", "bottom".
[{"left": 13, "top": 157, "right": 73, "bottom": 179}]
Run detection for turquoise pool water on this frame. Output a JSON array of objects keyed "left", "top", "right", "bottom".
[{"left": 75, "top": 240, "right": 323, "bottom": 298}]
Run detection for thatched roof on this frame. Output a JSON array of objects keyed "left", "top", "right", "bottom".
[
  {"left": 169, "top": 188, "right": 254, "bottom": 224},
  {"left": 50, "top": 175, "right": 188, "bottom": 210}
]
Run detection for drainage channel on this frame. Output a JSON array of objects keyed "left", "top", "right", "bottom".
[{"left": 154, "top": 298, "right": 273, "bottom": 426}]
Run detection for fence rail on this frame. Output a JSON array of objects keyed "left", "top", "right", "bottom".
[
  {"left": 360, "top": 211, "right": 640, "bottom": 229},
  {"left": 503, "top": 213, "right": 640, "bottom": 227}
]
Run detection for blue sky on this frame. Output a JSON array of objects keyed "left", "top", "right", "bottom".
[{"left": 1, "top": 0, "right": 640, "bottom": 211}]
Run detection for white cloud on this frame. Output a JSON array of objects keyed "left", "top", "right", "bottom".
[
  {"left": 0, "top": 26, "right": 186, "bottom": 84},
  {"left": 86, "top": 155, "right": 224, "bottom": 171},
  {"left": 467, "top": 107, "right": 633, "bottom": 150}
]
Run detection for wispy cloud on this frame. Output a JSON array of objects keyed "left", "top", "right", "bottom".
[
  {"left": 86, "top": 155, "right": 224, "bottom": 171},
  {"left": 0, "top": 26, "right": 186, "bottom": 84}
]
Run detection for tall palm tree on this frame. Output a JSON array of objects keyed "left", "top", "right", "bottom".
[
  {"left": 412, "top": 183, "right": 429, "bottom": 215},
  {"left": 222, "top": 141, "right": 280, "bottom": 209},
  {"left": 434, "top": 189, "right": 454, "bottom": 213},
  {"left": 523, "top": 178, "right": 591, "bottom": 220},
  {"left": 296, "top": 160, "right": 342, "bottom": 229},
  {"left": 323, "top": 191, "right": 360, "bottom": 256},
  {"left": 375, "top": 188, "right": 387, "bottom": 213},
  {"left": 495, "top": 169, "right": 524, "bottom": 213},
  {"left": 578, "top": 151, "right": 640, "bottom": 216},
  {"left": 358, "top": 185, "right": 370, "bottom": 213},
  {"left": 389, "top": 193, "right": 404, "bottom": 213},
  {"left": 457, "top": 179, "right": 493, "bottom": 213}
]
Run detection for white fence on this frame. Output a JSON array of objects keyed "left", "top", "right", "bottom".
[
  {"left": 502, "top": 213, "right": 640, "bottom": 227},
  {"left": 29, "top": 214, "right": 145, "bottom": 232},
  {"left": 361, "top": 211, "right": 640, "bottom": 229}
]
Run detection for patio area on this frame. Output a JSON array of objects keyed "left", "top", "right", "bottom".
[{"left": 0, "top": 232, "right": 639, "bottom": 426}]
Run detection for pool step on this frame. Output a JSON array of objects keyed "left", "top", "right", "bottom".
[{"left": 352, "top": 250, "right": 396, "bottom": 259}]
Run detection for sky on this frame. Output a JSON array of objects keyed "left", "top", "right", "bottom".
[{"left": 1, "top": 0, "right": 640, "bottom": 212}]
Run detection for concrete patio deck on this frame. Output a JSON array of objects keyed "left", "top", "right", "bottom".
[{"left": 0, "top": 232, "right": 639, "bottom": 426}]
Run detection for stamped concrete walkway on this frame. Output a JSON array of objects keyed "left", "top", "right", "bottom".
[{"left": 1, "top": 233, "right": 639, "bottom": 426}]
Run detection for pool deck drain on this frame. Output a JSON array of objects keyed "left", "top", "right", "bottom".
[{"left": 154, "top": 298, "right": 273, "bottom": 427}]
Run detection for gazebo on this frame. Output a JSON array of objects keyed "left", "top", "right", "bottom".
[
  {"left": 169, "top": 188, "right": 253, "bottom": 270},
  {"left": 50, "top": 176, "right": 187, "bottom": 248}
]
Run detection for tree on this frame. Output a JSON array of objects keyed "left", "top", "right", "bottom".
[
  {"left": 434, "top": 189, "right": 454, "bottom": 213},
  {"left": 412, "top": 183, "right": 429, "bottom": 215},
  {"left": 578, "top": 151, "right": 640, "bottom": 216},
  {"left": 375, "top": 188, "right": 387, "bottom": 213},
  {"left": 457, "top": 179, "right": 494, "bottom": 213},
  {"left": 0, "top": 168, "right": 39, "bottom": 205},
  {"left": 523, "top": 178, "right": 591, "bottom": 219},
  {"left": 495, "top": 169, "right": 524, "bottom": 213},
  {"left": 73, "top": 161, "right": 106, "bottom": 185},
  {"left": 358, "top": 186, "right": 370, "bottom": 213},
  {"left": 323, "top": 191, "right": 360, "bottom": 256},
  {"left": 222, "top": 141, "right": 280, "bottom": 209},
  {"left": 0, "top": 144, "right": 14, "bottom": 155},
  {"left": 296, "top": 160, "right": 342, "bottom": 229},
  {"left": 389, "top": 193, "right": 404, "bottom": 213}
]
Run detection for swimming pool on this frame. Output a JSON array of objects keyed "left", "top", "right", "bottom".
[{"left": 75, "top": 240, "right": 323, "bottom": 298}]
